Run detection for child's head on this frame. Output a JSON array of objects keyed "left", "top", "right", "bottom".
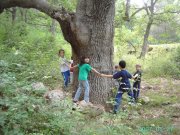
[
  {"left": 80, "top": 56, "right": 90, "bottom": 65},
  {"left": 114, "top": 65, "right": 119, "bottom": 70},
  {"left": 58, "top": 49, "right": 65, "bottom": 57},
  {"left": 119, "top": 60, "right": 126, "bottom": 69},
  {"left": 135, "top": 64, "right": 141, "bottom": 71}
]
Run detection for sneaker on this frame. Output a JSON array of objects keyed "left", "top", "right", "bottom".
[
  {"left": 72, "top": 103, "right": 78, "bottom": 111},
  {"left": 73, "top": 100, "right": 78, "bottom": 103},
  {"left": 128, "top": 102, "right": 136, "bottom": 106},
  {"left": 113, "top": 110, "right": 117, "bottom": 114}
]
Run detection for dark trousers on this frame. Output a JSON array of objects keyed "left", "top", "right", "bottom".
[
  {"left": 133, "top": 82, "right": 140, "bottom": 101},
  {"left": 114, "top": 88, "right": 134, "bottom": 113}
]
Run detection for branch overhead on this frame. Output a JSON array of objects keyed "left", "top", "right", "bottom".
[
  {"left": 0, "top": 0, "right": 71, "bottom": 21},
  {"left": 0, "top": 0, "right": 79, "bottom": 54}
]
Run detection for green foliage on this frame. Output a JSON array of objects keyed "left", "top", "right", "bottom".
[
  {"left": 145, "top": 45, "right": 180, "bottom": 78},
  {"left": 48, "top": 0, "right": 77, "bottom": 11},
  {"left": 114, "top": 44, "right": 180, "bottom": 79},
  {"left": 0, "top": 8, "right": 73, "bottom": 88},
  {"left": 0, "top": 77, "right": 82, "bottom": 134}
]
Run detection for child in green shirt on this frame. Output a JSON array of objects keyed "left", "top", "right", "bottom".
[{"left": 72, "top": 56, "right": 101, "bottom": 103}]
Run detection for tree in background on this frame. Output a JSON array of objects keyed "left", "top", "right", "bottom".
[{"left": 123, "top": 0, "right": 180, "bottom": 58}]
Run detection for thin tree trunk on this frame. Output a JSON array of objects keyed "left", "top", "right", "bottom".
[
  {"left": 50, "top": 19, "right": 56, "bottom": 35},
  {"left": 139, "top": 21, "right": 153, "bottom": 58},
  {"left": 19, "top": 8, "right": 28, "bottom": 22},
  {"left": 19, "top": 8, "right": 24, "bottom": 21},
  {"left": 11, "top": 7, "right": 16, "bottom": 24},
  {"left": 24, "top": 9, "right": 28, "bottom": 23},
  {"left": 124, "top": 0, "right": 131, "bottom": 21},
  {"left": 50, "top": 0, "right": 56, "bottom": 35},
  {"left": 139, "top": 0, "right": 156, "bottom": 58}
]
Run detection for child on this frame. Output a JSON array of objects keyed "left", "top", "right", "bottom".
[
  {"left": 133, "top": 64, "right": 142, "bottom": 102},
  {"left": 70, "top": 56, "right": 74, "bottom": 84},
  {"left": 113, "top": 65, "right": 120, "bottom": 90},
  {"left": 72, "top": 56, "right": 101, "bottom": 103},
  {"left": 58, "top": 49, "right": 71, "bottom": 88},
  {"left": 114, "top": 65, "right": 119, "bottom": 73},
  {"left": 101, "top": 60, "right": 134, "bottom": 114}
]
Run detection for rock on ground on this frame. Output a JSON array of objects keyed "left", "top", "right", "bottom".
[
  {"left": 32, "top": 82, "right": 46, "bottom": 90},
  {"left": 44, "top": 89, "right": 65, "bottom": 101},
  {"left": 140, "top": 96, "right": 150, "bottom": 104},
  {"left": 74, "top": 100, "right": 105, "bottom": 117}
]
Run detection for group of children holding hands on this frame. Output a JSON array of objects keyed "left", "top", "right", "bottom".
[{"left": 59, "top": 49, "right": 142, "bottom": 114}]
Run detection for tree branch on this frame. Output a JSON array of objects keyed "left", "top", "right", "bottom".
[
  {"left": 130, "top": 7, "right": 146, "bottom": 18},
  {"left": 153, "top": 0, "right": 158, "bottom": 6},
  {"left": 0, "top": 0, "right": 80, "bottom": 54},
  {"left": 124, "top": 0, "right": 131, "bottom": 21},
  {"left": 154, "top": 10, "right": 180, "bottom": 15},
  {"left": 144, "top": 4, "right": 150, "bottom": 16},
  {"left": 0, "top": 0, "right": 70, "bottom": 21}
]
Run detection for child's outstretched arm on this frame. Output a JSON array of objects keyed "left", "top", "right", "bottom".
[
  {"left": 132, "top": 73, "right": 138, "bottom": 79},
  {"left": 69, "top": 64, "right": 78, "bottom": 69},
  {"left": 101, "top": 74, "right": 113, "bottom": 78},
  {"left": 91, "top": 68, "right": 101, "bottom": 76}
]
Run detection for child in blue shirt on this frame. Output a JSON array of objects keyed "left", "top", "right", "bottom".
[{"left": 101, "top": 60, "right": 134, "bottom": 114}]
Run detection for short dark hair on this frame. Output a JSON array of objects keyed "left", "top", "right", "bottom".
[
  {"left": 80, "top": 56, "right": 89, "bottom": 65},
  {"left": 115, "top": 65, "right": 119, "bottom": 69},
  {"left": 59, "top": 49, "right": 64, "bottom": 53},
  {"left": 136, "top": 64, "right": 141, "bottom": 67},
  {"left": 119, "top": 60, "right": 126, "bottom": 68},
  {"left": 58, "top": 49, "right": 64, "bottom": 56}
]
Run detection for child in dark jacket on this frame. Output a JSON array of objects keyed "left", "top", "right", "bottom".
[
  {"left": 133, "top": 64, "right": 142, "bottom": 102},
  {"left": 101, "top": 60, "right": 134, "bottom": 114}
]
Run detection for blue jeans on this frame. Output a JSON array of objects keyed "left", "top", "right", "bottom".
[
  {"left": 74, "top": 80, "right": 90, "bottom": 102},
  {"left": 61, "top": 70, "right": 70, "bottom": 87},
  {"left": 114, "top": 88, "right": 134, "bottom": 113}
]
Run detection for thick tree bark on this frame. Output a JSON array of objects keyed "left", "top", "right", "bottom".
[
  {"left": 0, "top": 0, "right": 115, "bottom": 107},
  {"left": 69, "top": 0, "right": 115, "bottom": 106}
]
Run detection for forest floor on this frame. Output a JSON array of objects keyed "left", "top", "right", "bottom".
[
  {"left": 60, "top": 77, "right": 180, "bottom": 135},
  {"left": 98, "top": 77, "right": 180, "bottom": 135},
  {"left": 1, "top": 76, "right": 179, "bottom": 135}
]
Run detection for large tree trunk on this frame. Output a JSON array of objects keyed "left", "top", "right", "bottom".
[
  {"left": 69, "top": 0, "right": 115, "bottom": 106},
  {"left": 0, "top": 0, "right": 115, "bottom": 107}
]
